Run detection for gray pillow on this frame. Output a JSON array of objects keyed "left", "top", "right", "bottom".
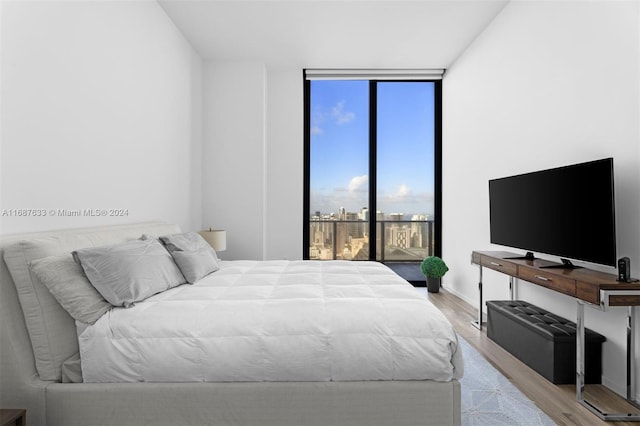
[
  {"left": 30, "top": 254, "right": 112, "bottom": 324},
  {"left": 73, "top": 239, "right": 186, "bottom": 307},
  {"left": 159, "top": 232, "right": 220, "bottom": 283}
]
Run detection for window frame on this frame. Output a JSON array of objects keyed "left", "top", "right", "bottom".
[{"left": 303, "top": 74, "right": 442, "bottom": 262}]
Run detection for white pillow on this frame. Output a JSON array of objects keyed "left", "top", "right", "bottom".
[
  {"left": 73, "top": 239, "right": 186, "bottom": 307},
  {"left": 159, "top": 232, "right": 220, "bottom": 283},
  {"left": 30, "top": 254, "right": 111, "bottom": 324}
]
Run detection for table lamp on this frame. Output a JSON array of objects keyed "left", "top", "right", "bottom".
[{"left": 199, "top": 228, "right": 227, "bottom": 253}]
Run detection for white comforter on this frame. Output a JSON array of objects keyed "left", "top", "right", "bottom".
[{"left": 79, "top": 260, "right": 463, "bottom": 383}]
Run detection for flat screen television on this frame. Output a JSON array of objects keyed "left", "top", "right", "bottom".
[{"left": 489, "top": 158, "right": 616, "bottom": 267}]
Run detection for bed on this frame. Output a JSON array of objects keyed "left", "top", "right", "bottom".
[{"left": 0, "top": 222, "right": 462, "bottom": 425}]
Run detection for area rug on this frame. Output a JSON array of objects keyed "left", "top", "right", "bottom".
[{"left": 458, "top": 335, "right": 557, "bottom": 425}]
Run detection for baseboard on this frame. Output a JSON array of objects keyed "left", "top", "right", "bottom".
[
  {"left": 442, "top": 285, "right": 477, "bottom": 310},
  {"left": 601, "top": 375, "right": 640, "bottom": 403}
]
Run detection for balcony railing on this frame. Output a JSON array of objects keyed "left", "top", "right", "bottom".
[{"left": 309, "top": 220, "right": 434, "bottom": 261}]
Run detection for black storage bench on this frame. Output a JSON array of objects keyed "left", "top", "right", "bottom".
[{"left": 486, "top": 300, "right": 606, "bottom": 384}]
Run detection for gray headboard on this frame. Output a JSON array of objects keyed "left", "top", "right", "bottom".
[{"left": 0, "top": 222, "right": 180, "bottom": 415}]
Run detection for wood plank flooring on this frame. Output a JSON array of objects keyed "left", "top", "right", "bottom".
[{"left": 424, "top": 288, "right": 639, "bottom": 426}]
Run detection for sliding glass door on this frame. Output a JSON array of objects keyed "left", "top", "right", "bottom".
[
  {"left": 304, "top": 76, "right": 441, "bottom": 262},
  {"left": 376, "top": 82, "right": 436, "bottom": 261}
]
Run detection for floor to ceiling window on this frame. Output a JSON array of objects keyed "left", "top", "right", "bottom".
[{"left": 303, "top": 70, "right": 442, "bottom": 262}]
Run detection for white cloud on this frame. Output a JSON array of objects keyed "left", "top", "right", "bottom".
[
  {"left": 311, "top": 175, "right": 369, "bottom": 213},
  {"left": 397, "top": 184, "right": 410, "bottom": 198},
  {"left": 310, "top": 189, "right": 367, "bottom": 215},
  {"left": 312, "top": 180, "right": 434, "bottom": 216},
  {"left": 348, "top": 175, "right": 368, "bottom": 192},
  {"left": 311, "top": 101, "right": 355, "bottom": 137},
  {"left": 378, "top": 184, "right": 413, "bottom": 202},
  {"left": 311, "top": 109, "right": 326, "bottom": 136},
  {"left": 331, "top": 101, "right": 355, "bottom": 125},
  {"left": 377, "top": 184, "right": 434, "bottom": 215}
]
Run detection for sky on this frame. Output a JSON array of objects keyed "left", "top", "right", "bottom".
[{"left": 310, "top": 80, "right": 436, "bottom": 218}]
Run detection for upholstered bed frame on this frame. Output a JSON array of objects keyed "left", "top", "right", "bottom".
[{"left": 0, "top": 222, "right": 461, "bottom": 426}]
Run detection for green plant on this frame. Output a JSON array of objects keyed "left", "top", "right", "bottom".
[{"left": 421, "top": 256, "right": 449, "bottom": 279}]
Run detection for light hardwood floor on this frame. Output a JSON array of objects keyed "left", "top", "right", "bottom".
[{"left": 424, "top": 288, "right": 639, "bottom": 426}]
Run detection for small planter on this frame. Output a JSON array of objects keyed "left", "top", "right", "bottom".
[
  {"left": 426, "top": 277, "right": 441, "bottom": 293},
  {"left": 421, "top": 256, "right": 448, "bottom": 294}
]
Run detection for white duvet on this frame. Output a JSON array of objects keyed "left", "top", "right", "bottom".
[{"left": 79, "top": 260, "right": 463, "bottom": 383}]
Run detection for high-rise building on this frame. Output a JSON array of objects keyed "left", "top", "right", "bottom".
[
  {"left": 411, "top": 214, "right": 429, "bottom": 248},
  {"left": 359, "top": 207, "right": 369, "bottom": 221},
  {"left": 345, "top": 212, "right": 362, "bottom": 239},
  {"left": 390, "top": 227, "right": 410, "bottom": 249}
]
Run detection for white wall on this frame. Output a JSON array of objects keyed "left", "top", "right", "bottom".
[
  {"left": 0, "top": 0, "right": 203, "bottom": 235},
  {"left": 201, "top": 64, "right": 303, "bottom": 261},
  {"left": 443, "top": 0, "right": 640, "bottom": 398},
  {"left": 265, "top": 69, "right": 304, "bottom": 261},
  {"left": 202, "top": 61, "right": 266, "bottom": 260}
]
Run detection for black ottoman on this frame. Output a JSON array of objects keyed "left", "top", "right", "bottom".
[{"left": 486, "top": 300, "right": 606, "bottom": 384}]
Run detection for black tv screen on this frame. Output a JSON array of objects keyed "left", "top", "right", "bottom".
[{"left": 489, "top": 158, "right": 616, "bottom": 267}]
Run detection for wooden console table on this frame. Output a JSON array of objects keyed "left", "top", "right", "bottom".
[{"left": 471, "top": 250, "right": 640, "bottom": 422}]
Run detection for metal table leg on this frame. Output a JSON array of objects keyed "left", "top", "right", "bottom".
[
  {"left": 577, "top": 300, "right": 640, "bottom": 421},
  {"left": 472, "top": 265, "right": 484, "bottom": 330},
  {"left": 627, "top": 306, "right": 637, "bottom": 405},
  {"left": 509, "top": 276, "right": 515, "bottom": 301}
]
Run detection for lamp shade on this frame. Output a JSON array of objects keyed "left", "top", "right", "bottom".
[{"left": 198, "top": 229, "right": 226, "bottom": 252}]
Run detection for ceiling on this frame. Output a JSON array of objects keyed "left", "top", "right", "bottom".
[{"left": 158, "top": 0, "right": 509, "bottom": 69}]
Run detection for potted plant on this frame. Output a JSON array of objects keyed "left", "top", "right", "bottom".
[{"left": 420, "top": 256, "right": 449, "bottom": 293}]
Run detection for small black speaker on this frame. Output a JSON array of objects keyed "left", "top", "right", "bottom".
[{"left": 618, "top": 257, "right": 630, "bottom": 282}]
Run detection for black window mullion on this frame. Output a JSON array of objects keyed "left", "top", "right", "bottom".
[
  {"left": 302, "top": 75, "right": 311, "bottom": 260},
  {"left": 434, "top": 80, "right": 442, "bottom": 258},
  {"left": 368, "top": 81, "right": 378, "bottom": 261}
]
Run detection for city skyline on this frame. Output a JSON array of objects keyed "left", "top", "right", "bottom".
[
  {"left": 309, "top": 209, "right": 434, "bottom": 261},
  {"left": 310, "top": 206, "right": 431, "bottom": 221}
]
